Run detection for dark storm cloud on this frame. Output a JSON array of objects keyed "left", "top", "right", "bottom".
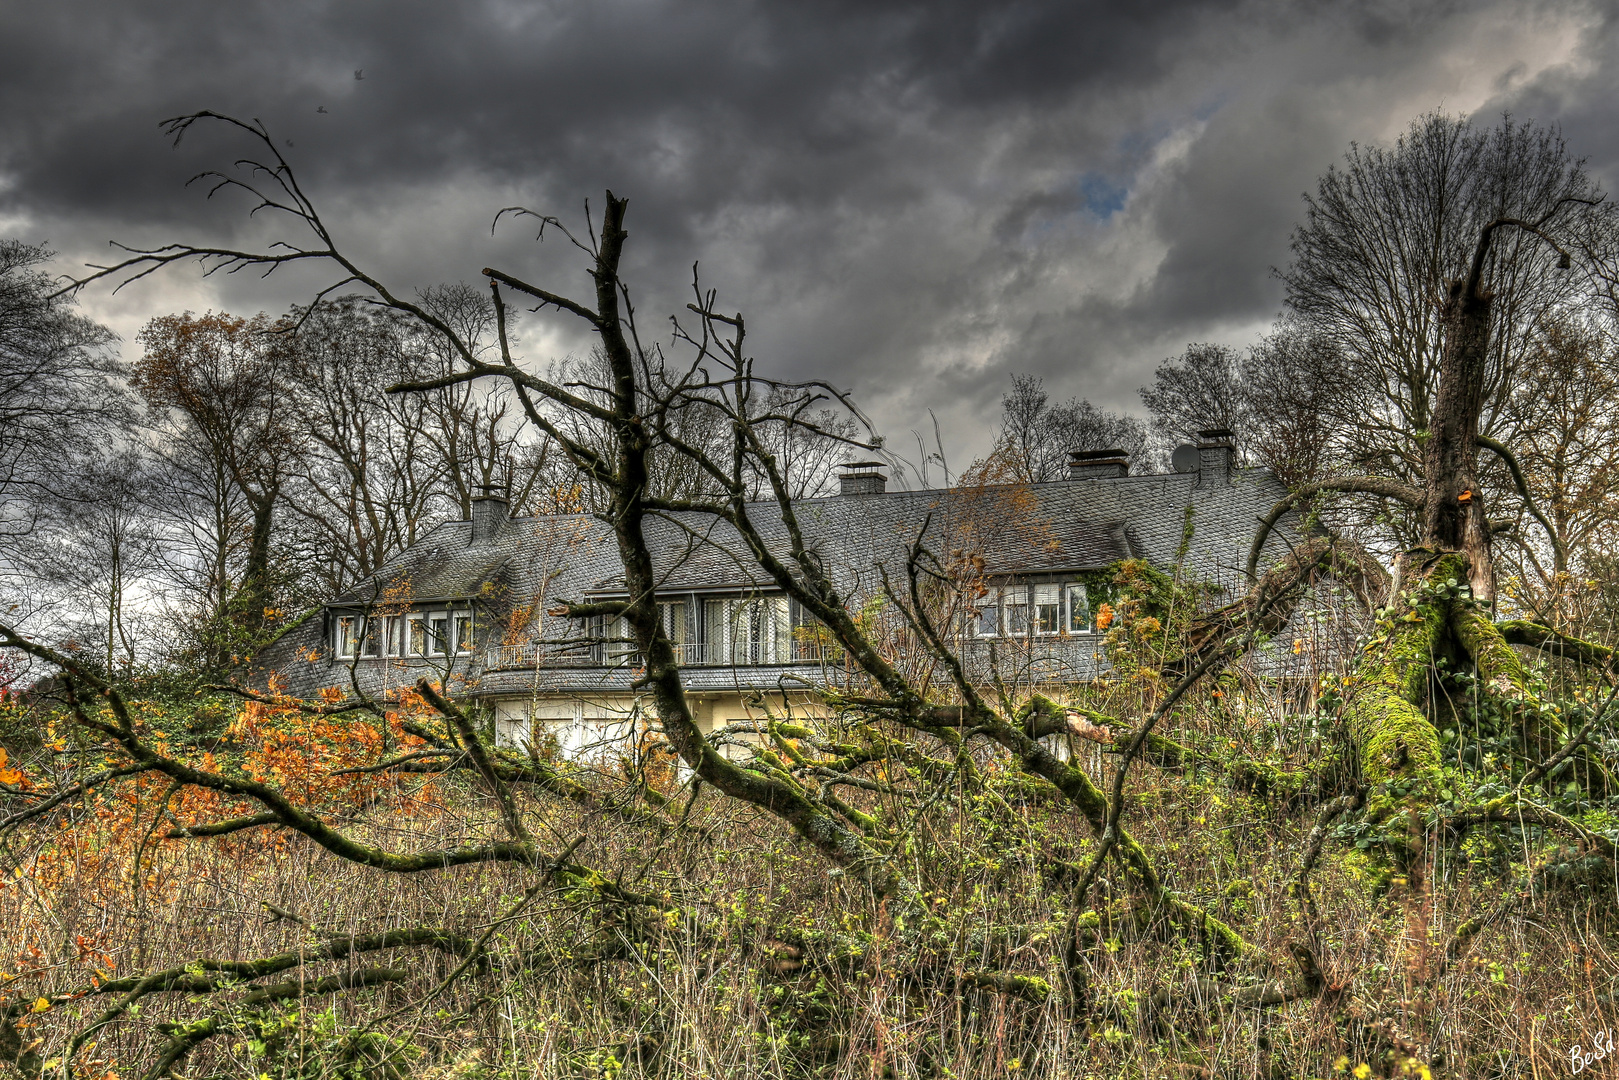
[{"left": 2, "top": 0, "right": 1614, "bottom": 469}]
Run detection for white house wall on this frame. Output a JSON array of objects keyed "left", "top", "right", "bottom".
[{"left": 490, "top": 690, "right": 827, "bottom": 763}]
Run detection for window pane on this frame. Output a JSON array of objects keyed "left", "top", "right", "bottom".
[
  {"left": 770, "top": 596, "right": 790, "bottom": 662},
  {"left": 428, "top": 615, "right": 448, "bottom": 655},
  {"left": 361, "top": 617, "right": 379, "bottom": 656},
  {"left": 975, "top": 587, "right": 999, "bottom": 637},
  {"left": 1005, "top": 586, "right": 1028, "bottom": 634},
  {"left": 1034, "top": 584, "right": 1060, "bottom": 634},
  {"left": 605, "top": 615, "right": 635, "bottom": 659},
  {"left": 409, "top": 618, "right": 427, "bottom": 656},
  {"left": 661, "top": 601, "right": 687, "bottom": 644},
  {"left": 733, "top": 600, "right": 757, "bottom": 664},
  {"left": 704, "top": 599, "right": 725, "bottom": 664},
  {"left": 1066, "top": 584, "right": 1089, "bottom": 633},
  {"left": 337, "top": 616, "right": 357, "bottom": 656},
  {"left": 454, "top": 615, "right": 474, "bottom": 653},
  {"left": 750, "top": 600, "right": 764, "bottom": 663}
]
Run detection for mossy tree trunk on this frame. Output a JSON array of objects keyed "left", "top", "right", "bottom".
[{"left": 1339, "top": 215, "right": 1595, "bottom": 814}]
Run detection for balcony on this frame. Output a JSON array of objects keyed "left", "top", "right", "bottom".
[{"left": 483, "top": 639, "right": 843, "bottom": 672}]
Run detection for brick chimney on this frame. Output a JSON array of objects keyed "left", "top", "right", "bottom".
[
  {"left": 838, "top": 461, "right": 887, "bottom": 496},
  {"left": 1196, "top": 428, "right": 1235, "bottom": 488},
  {"left": 470, "top": 492, "right": 509, "bottom": 544},
  {"left": 1066, "top": 448, "right": 1128, "bottom": 480}
]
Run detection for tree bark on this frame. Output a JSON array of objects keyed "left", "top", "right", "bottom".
[
  {"left": 1423, "top": 280, "right": 1495, "bottom": 601},
  {"left": 236, "top": 481, "right": 278, "bottom": 633}
]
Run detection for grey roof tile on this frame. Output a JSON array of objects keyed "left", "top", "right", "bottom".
[{"left": 248, "top": 465, "right": 1315, "bottom": 701}]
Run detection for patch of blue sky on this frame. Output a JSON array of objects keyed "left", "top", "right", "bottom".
[{"left": 1077, "top": 172, "right": 1129, "bottom": 219}]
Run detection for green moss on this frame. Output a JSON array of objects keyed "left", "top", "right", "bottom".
[
  {"left": 1496, "top": 619, "right": 1613, "bottom": 666},
  {"left": 962, "top": 970, "right": 1050, "bottom": 1002},
  {"left": 1453, "top": 605, "right": 1537, "bottom": 703},
  {"left": 258, "top": 605, "right": 320, "bottom": 649},
  {"left": 1453, "top": 604, "right": 1611, "bottom": 793},
  {"left": 1015, "top": 694, "right": 1069, "bottom": 734},
  {"left": 1343, "top": 585, "right": 1446, "bottom": 792}
]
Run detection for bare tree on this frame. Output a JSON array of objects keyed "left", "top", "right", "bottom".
[
  {"left": 277, "top": 298, "right": 460, "bottom": 595},
  {"left": 134, "top": 311, "right": 297, "bottom": 659},
  {"left": 1138, "top": 343, "right": 1252, "bottom": 461},
  {"left": 23, "top": 450, "right": 164, "bottom": 672},
  {"left": 19, "top": 111, "right": 1619, "bottom": 1078},
  {"left": 411, "top": 283, "right": 555, "bottom": 518},
  {"left": 1279, "top": 111, "right": 1617, "bottom": 489},
  {"left": 538, "top": 346, "right": 853, "bottom": 508},
  {"left": 992, "top": 373, "right": 1148, "bottom": 482},
  {"left": 0, "top": 240, "right": 122, "bottom": 547},
  {"left": 1496, "top": 314, "right": 1619, "bottom": 591},
  {"left": 748, "top": 386, "right": 867, "bottom": 499},
  {"left": 1240, "top": 321, "right": 1363, "bottom": 488},
  {"left": 50, "top": 110, "right": 1282, "bottom": 998}
]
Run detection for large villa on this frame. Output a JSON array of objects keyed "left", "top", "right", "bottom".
[{"left": 251, "top": 430, "right": 1329, "bottom": 756}]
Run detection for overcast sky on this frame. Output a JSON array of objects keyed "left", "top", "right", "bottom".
[{"left": 3, "top": 0, "right": 1616, "bottom": 473}]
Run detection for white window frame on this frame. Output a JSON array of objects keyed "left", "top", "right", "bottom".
[
  {"left": 698, "top": 594, "right": 791, "bottom": 665},
  {"left": 453, "top": 612, "right": 475, "bottom": 655},
  {"left": 604, "top": 613, "right": 636, "bottom": 661},
  {"left": 426, "top": 613, "right": 450, "bottom": 656},
  {"left": 970, "top": 581, "right": 1096, "bottom": 638},
  {"left": 385, "top": 615, "right": 403, "bottom": 656},
  {"left": 1003, "top": 584, "right": 1029, "bottom": 636},
  {"left": 1065, "top": 583, "right": 1091, "bottom": 634},
  {"left": 335, "top": 615, "right": 360, "bottom": 657},
  {"left": 407, "top": 615, "right": 428, "bottom": 657},
  {"left": 974, "top": 587, "right": 1001, "bottom": 638},
  {"left": 1033, "top": 583, "right": 1062, "bottom": 636}
]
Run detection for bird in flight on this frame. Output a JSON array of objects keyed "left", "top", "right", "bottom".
[
  {"left": 354, "top": 69, "right": 364, "bottom": 80},
  {"left": 316, "top": 105, "right": 328, "bottom": 114}
]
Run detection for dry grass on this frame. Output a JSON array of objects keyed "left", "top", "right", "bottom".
[{"left": 2, "top": 682, "right": 1616, "bottom": 1080}]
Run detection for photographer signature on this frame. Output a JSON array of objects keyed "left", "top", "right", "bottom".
[{"left": 1572, "top": 1028, "right": 1615, "bottom": 1073}]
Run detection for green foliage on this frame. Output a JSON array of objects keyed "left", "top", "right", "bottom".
[
  {"left": 228, "top": 1007, "right": 421, "bottom": 1080},
  {"left": 1095, "top": 557, "right": 1213, "bottom": 679}
]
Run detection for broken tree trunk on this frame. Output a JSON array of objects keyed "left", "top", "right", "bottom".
[
  {"left": 1423, "top": 276, "right": 1496, "bottom": 603},
  {"left": 1277, "top": 215, "right": 1599, "bottom": 838}
]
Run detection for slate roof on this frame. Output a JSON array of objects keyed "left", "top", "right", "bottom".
[{"left": 248, "top": 464, "right": 1317, "bottom": 701}]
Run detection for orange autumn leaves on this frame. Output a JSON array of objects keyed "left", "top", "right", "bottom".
[
  {"left": 20, "top": 690, "right": 440, "bottom": 900},
  {"left": 229, "top": 687, "right": 433, "bottom": 813},
  {"left": 0, "top": 747, "right": 24, "bottom": 787}
]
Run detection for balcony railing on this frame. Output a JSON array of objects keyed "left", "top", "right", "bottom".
[
  {"left": 485, "top": 643, "right": 543, "bottom": 670},
  {"left": 484, "top": 639, "right": 844, "bottom": 671}
]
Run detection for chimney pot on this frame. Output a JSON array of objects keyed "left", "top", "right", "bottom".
[
  {"left": 838, "top": 461, "right": 887, "bottom": 496},
  {"left": 1067, "top": 448, "right": 1129, "bottom": 480}
]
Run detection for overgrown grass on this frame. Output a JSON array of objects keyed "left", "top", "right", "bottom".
[{"left": 2, "top": 675, "right": 1616, "bottom": 1079}]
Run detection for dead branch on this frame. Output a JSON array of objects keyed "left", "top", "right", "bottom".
[{"left": 1245, "top": 476, "right": 1423, "bottom": 582}]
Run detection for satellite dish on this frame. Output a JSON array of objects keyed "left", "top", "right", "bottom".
[{"left": 1172, "top": 444, "right": 1200, "bottom": 474}]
